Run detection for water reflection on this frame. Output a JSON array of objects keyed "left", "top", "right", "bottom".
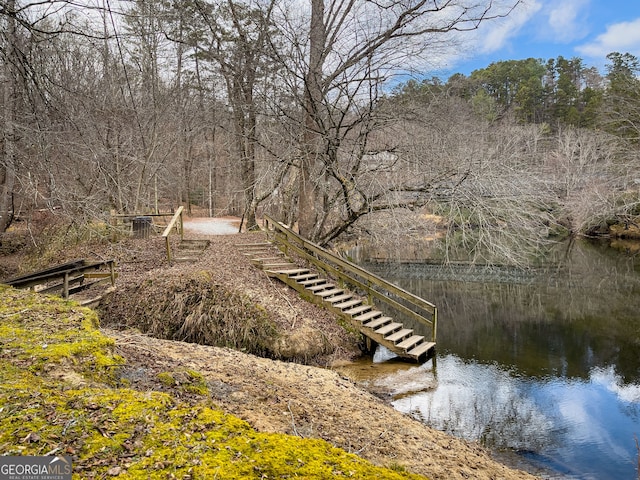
[
  {"left": 340, "top": 240, "right": 640, "bottom": 479},
  {"left": 387, "top": 357, "right": 640, "bottom": 479},
  {"left": 358, "top": 240, "right": 640, "bottom": 383}
]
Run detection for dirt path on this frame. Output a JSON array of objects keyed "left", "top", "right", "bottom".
[{"left": 182, "top": 216, "right": 242, "bottom": 235}]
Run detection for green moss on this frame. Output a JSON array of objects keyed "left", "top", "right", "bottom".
[
  {"left": 157, "top": 371, "right": 176, "bottom": 386},
  {"left": 0, "top": 285, "right": 123, "bottom": 383},
  {"left": 0, "top": 286, "right": 428, "bottom": 480},
  {"left": 182, "top": 369, "right": 209, "bottom": 395},
  {"left": 156, "top": 369, "right": 209, "bottom": 395}
]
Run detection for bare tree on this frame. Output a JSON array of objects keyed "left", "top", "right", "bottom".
[
  {"left": 281, "top": 0, "right": 521, "bottom": 241},
  {"left": 370, "top": 93, "right": 560, "bottom": 266},
  {"left": 547, "top": 127, "right": 639, "bottom": 236},
  {"left": 0, "top": 0, "right": 18, "bottom": 234},
  {"left": 186, "top": 0, "right": 283, "bottom": 229}
]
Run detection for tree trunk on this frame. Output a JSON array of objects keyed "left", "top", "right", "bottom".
[
  {"left": 298, "top": 0, "right": 326, "bottom": 239},
  {"left": 0, "top": 0, "right": 18, "bottom": 234}
]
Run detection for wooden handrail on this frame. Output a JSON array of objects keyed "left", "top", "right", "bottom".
[
  {"left": 162, "top": 206, "right": 184, "bottom": 262},
  {"left": 111, "top": 213, "right": 180, "bottom": 218},
  {"left": 3, "top": 259, "right": 117, "bottom": 301},
  {"left": 263, "top": 214, "right": 437, "bottom": 342}
]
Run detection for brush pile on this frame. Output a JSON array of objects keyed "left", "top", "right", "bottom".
[{"left": 99, "top": 271, "right": 280, "bottom": 358}]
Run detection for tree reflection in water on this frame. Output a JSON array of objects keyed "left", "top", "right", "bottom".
[{"left": 343, "top": 239, "right": 640, "bottom": 479}]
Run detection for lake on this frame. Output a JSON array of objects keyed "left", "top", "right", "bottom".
[{"left": 339, "top": 239, "right": 640, "bottom": 479}]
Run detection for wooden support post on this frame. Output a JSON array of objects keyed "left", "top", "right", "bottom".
[
  {"left": 63, "top": 272, "right": 69, "bottom": 299},
  {"left": 109, "top": 261, "right": 116, "bottom": 287},
  {"left": 165, "top": 237, "right": 172, "bottom": 263},
  {"left": 162, "top": 206, "right": 184, "bottom": 262},
  {"left": 432, "top": 308, "right": 438, "bottom": 342},
  {"left": 364, "top": 335, "right": 377, "bottom": 354}
]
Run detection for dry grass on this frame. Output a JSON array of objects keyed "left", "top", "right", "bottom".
[{"left": 99, "top": 271, "right": 280, "bottom": 358}]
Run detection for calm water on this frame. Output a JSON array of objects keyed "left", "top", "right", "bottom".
[{"left": 341, "top": 240, "right": 640, "bottom": 479}]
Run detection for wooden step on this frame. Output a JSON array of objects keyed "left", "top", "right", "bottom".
[
  {"left": 263, "top": 262, "right": 298, "bottom": 270},
  {"left": 272, "top": 268, "right": 309, "bottom": 276},
  {"left": 375, "top": 322, "right": 403, "bottom": 336},
  {"left": 364, "top": 316, "right": 392, "bottom": 329},
  {"left": 180, "top": 240, "right": 210, "bottom": 247},
  {"left": 237, "top": 242, "right": 272, "bottom": 247},
  {"left": 344, "top": 305, "right": 371, "bottom": 316},
  {"left": 299, "top": 278, "right": 325, "bottom": 287},
  {"left": 308, "top": 283, "right": 334, "bottom": 292},
  {"left": 407, "top": 342, "right": 436, "bottom": 359},
  {"left": 251, "top": 256, "right": 284, "bottom": 263},
  {"left": 177, "top": 240, "right": 210, "bottom": 256},
  {"left": 291, "top": 273, "right": 318, "bottom": 281},
  {"left": 325, "top": 293, "right": 352, "bottom": 304},
  {"left": 242, "top": 250, "right": 271, "bottom": 256},
  {"left": 385, "top": 328, "right": 413, "bottom": 344},
  {"left": 333, "top": 298, "right": 362, "bottom": 310},
  {"left": 174, "top": 257, "right": 199, "bottom": 262},
  {"left": 397, "top": 335, "right": 424, "bottom": 350},
  {"left": 316, "top": 288, "right": 344, "bottom": 298},
  {"left": 353, "top": 310, "right": 382, "bottom": 323}
]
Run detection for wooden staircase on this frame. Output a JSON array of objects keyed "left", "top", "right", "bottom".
[
  {"left": 237, "top": 241, "right": 435, "bottom": 362},
  {"left": 173, "top": 239, "right": 211, "bottom": 262}
]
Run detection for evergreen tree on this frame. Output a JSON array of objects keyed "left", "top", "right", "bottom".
[
  {"left": 469, "top": 59, "right": 546, "bottom": 123},
  {"left": 602, "top": 52, "right": 640, "bottom": 141}
]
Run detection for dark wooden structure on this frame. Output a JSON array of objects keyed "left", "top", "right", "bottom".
[{"left": 2, "top": 259, "right": 117, "bottom": 306}]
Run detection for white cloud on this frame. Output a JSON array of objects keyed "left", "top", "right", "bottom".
[
  {"left": 577, "top": 17, "right": 640, "bottom": 58},
  {"left": 547, "top": 0, "right": 590, "bottom": 42},
  {"left": 387, "top": 0, "right": 544, "bottom": 73},
  {"left": 591, "top": 366, "right": 640, "bottom": 403},
  {"left": 429, "top": 0, "right": 542, "bottom": 72},
  {"left": 477, "top": 0, "right": 543, "bottom": 54}
]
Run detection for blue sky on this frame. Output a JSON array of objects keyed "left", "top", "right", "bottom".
[{"left": 438, "top": 0, "right": 640, "bottom": 77}]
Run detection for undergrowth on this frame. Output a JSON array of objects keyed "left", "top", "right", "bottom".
[{"left": 0, "top": 286, "right": 427, "bottom": 479}]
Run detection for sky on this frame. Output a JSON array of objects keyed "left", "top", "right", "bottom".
[{"left": 436, "top": 0, "right": 640, "bottom": 78}]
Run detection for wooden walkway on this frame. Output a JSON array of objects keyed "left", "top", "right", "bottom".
[
  {"left": 3, "top": 259, "right": 117, "bottom": 306},
  {"left": 238, "top": 241, "right": 435, "bottom": 362}
]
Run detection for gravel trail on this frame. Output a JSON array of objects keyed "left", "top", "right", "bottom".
[{"left": 182, "top": 216, "right": 241, "bottom": 235}]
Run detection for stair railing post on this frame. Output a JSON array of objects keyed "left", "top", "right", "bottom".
[
  {"left": 162, "top": 206, "right": 183, "bottom": 262},
  {"left": 109, "top": 260, "right": 116, "bottom": 287},
  {"left": 63, "top": 272, "right": 69, "bottom": 299},
  {"left": 431, "top": 308, "right": 438, "bottom": 342}
]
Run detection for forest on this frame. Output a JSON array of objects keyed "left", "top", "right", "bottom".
[{"left": 1, "top": 0, "right": 639, "bottom": 266}]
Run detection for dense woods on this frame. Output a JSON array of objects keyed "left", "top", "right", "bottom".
[{"left": 1, "top": 0, "right": 639, "bottom": 266}]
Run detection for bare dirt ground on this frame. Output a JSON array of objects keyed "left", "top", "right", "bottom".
[
  {"left": 108, "top": 329, "right": 538, "bottom": 480},
  {"left": 2, "top": 217, "right": 540, "bottom": 479}
]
